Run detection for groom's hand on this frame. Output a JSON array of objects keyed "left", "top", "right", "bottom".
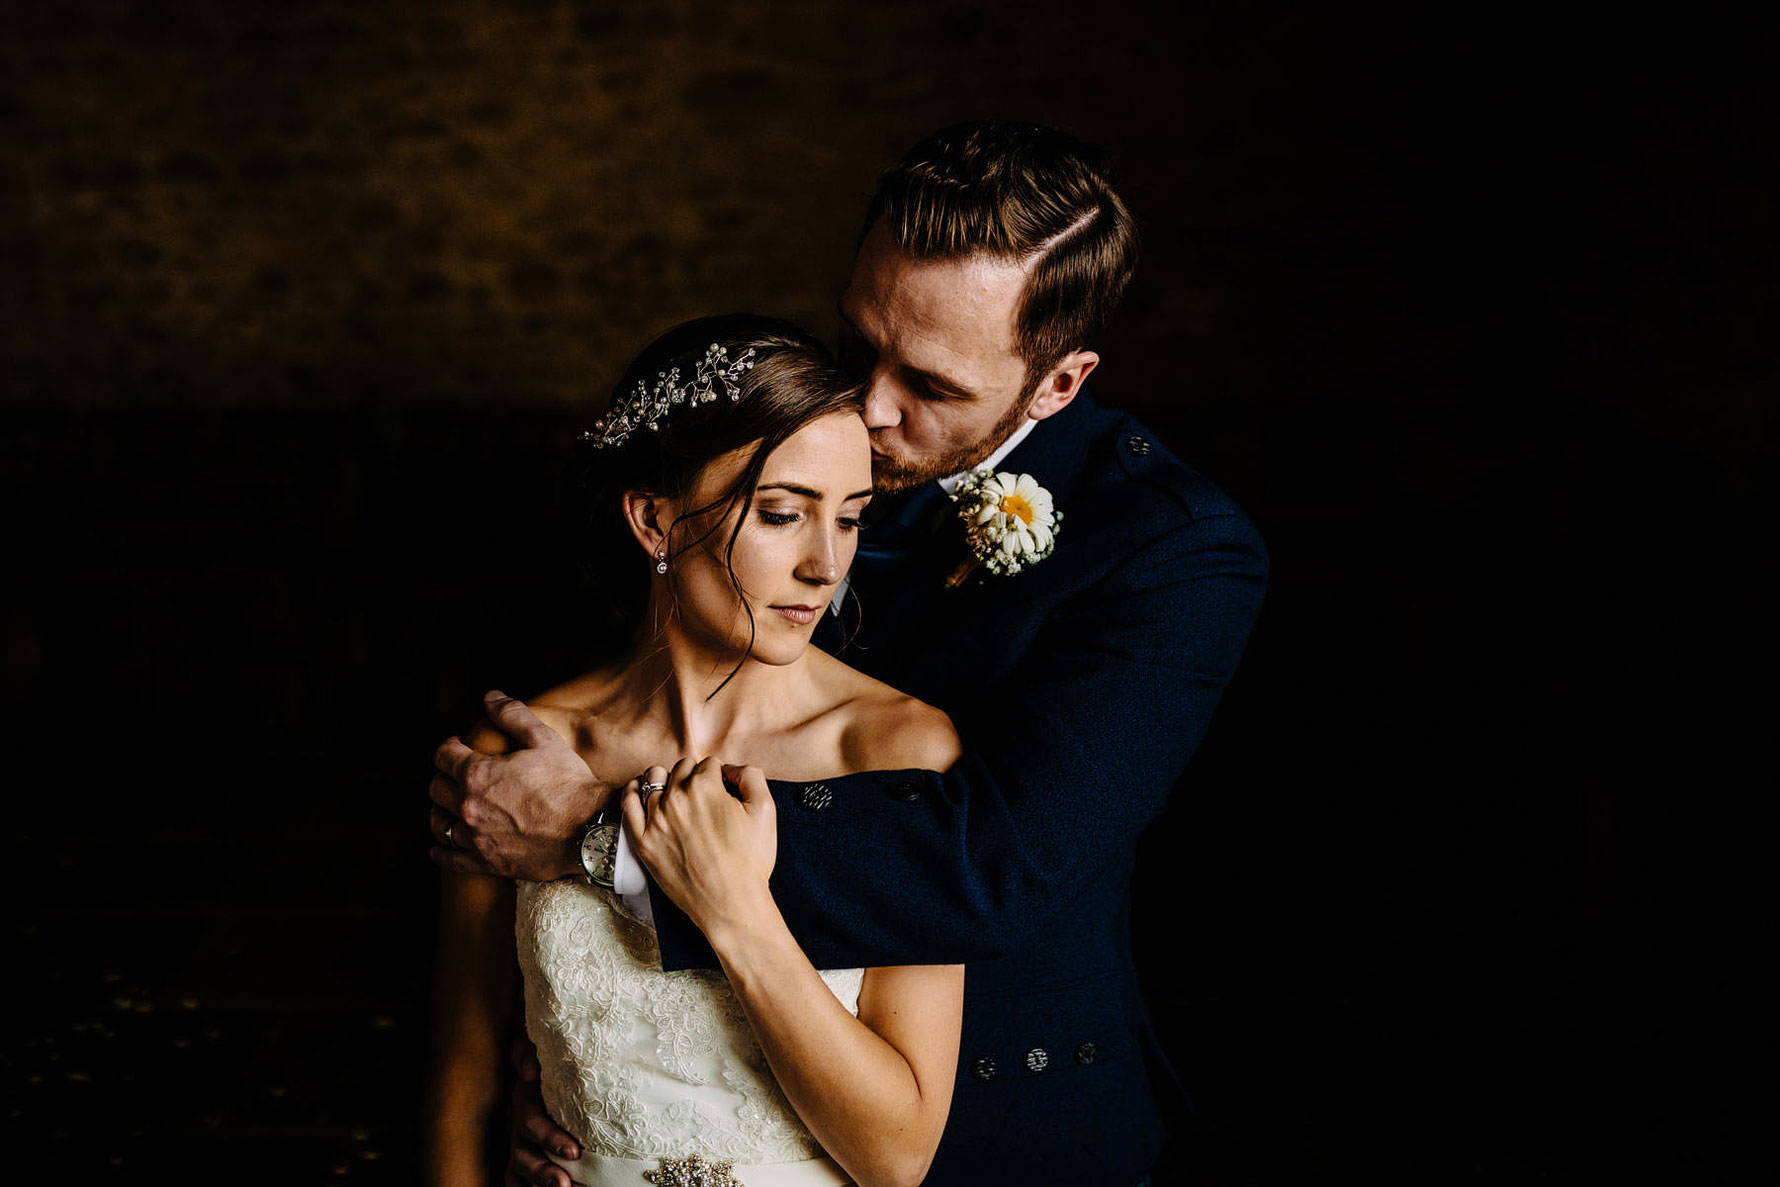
[
  {"left": 428, "top": 690, "right": 606, "bottom": 881},
  {"left": 506, "top": 1037, "right": 578, "bottom": 1187}
]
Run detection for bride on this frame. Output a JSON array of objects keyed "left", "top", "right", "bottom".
[{"left": 423, "top": 315, "right": 964, "bottom": 1187}]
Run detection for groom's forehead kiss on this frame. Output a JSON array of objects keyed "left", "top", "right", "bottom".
[
  {"left": 838, "top": 219, "right": 1031, "bottom": 437},
  {"left": 836, "top": 215, "right": 1103, "bottom": 493},
  {"left": 829, "top": 122, "right": 1136, "bottom": 488}
]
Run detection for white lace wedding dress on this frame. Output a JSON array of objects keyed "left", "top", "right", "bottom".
[{"left": 516, "top": 879, "right": 862, "bottom": 1185}]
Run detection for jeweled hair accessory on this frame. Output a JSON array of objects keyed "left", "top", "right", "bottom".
[{"left": 579, "top": 343, "right": 757, "bottom": 450}]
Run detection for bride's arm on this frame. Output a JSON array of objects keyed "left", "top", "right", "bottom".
[
  {"left": 423, "top": 726, "right": 521, "bottom": 1187},
  {"left": 625, "top": 758, "right": 963, "bottom": 1187},
  {"left": 725, "top": 933, "right": 962, "bottom": 1187}
]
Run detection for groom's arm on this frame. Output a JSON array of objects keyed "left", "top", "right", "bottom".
[{"left": 652, "top": 502, "right": 1268, "bottom": 972}]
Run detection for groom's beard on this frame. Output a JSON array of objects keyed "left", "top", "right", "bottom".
[{"left": 869, "top": 386, "right": 1037, "bottom": 493}]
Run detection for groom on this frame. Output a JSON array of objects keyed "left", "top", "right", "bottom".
[{"left": 431, "top": 121, "right": 1266, "bottom": 1184}]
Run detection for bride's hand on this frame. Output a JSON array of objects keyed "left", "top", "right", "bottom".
[{"left": 622, "top": 757, "right": 778, "bottom": 939}]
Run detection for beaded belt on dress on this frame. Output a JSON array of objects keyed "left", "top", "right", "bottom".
[{"left": 547, "top": 1149, "right": 852, "bottom": 1187}]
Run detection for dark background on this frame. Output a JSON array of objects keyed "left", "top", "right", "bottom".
[{"left": 2, "top": 2, "right": 1770, "bottom": 1183}]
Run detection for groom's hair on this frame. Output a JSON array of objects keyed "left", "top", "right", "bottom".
[{"left": 862, "top": 121, "right": 1138, "bottom": 386}]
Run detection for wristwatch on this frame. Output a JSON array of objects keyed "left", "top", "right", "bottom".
[{"left": 578, "top": 807, "right": 622, "bottom": 890}]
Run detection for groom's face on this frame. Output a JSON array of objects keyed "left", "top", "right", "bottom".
[{"left": 837, "top": 220, "right": 1037, "bottom": 493}]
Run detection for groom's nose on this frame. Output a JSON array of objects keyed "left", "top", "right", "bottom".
[{"left": 860, "top": 371, "right": 905, "bottom": 429}]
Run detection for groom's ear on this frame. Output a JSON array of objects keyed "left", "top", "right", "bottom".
[
  {"left": 619, "top": 490, "right": 672, "bottom": 558},
  {"left": 1026, "top": 349, "right": 1098, "bottom": 423}
]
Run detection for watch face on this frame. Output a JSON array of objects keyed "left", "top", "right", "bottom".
[{"left": 580, "top": 822, "right": 619, "bottom": 885}]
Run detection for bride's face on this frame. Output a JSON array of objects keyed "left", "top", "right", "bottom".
[{"left": 665, "top": 411, "right": 872, "bottom": 667}]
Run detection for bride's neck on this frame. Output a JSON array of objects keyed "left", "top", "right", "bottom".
[{"left": 613, "top": 627, "right": 810, "bottom": 759}]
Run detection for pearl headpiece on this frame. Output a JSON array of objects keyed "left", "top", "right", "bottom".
[{"left": 579, "top": 343, "right": 757, "bottom": 450}]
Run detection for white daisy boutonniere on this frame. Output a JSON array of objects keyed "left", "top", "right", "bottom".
[{"left": 945, "top": 469, "right": 1062, "bottom": 589}]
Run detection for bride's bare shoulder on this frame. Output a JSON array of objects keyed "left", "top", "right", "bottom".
[
  {"left": 464, "top": 669, "right": 622, "bottom": 754},
  {"left": 531, "top": 669, "right": 624, "bottom": 714},
  {"left": 819, "top": 655, "right": 961, "bottom": 773}
]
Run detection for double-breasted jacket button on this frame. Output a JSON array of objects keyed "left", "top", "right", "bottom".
[
  {"left": 883, "top": 779, "right": 922, "bottom": 803},
  {"left": 1125, "top": 434, "right": 1151, "bottom": 456},
  {"left": 798, "top": 783, "right": 833, "bottom": 812},
  {"left": 1024, "top": 1047, "right": 1048, "bottom": 1072},
  {"left": 970, "top": 1056, "right": 997, "bottom": 1081},
  {"left": 1075, "top": 1041, "right": 1098, "bottom": 1065}
]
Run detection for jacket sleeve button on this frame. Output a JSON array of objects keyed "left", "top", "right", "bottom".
[
  {"left": 883, "top": 779, "right": 922, "bottom": 802},
  {"left": 1024, "top": 1047, "right": 1048, "bottom": 1072},
  {"left": 1075, "top": 1041, "right": 1098, "bottom": 1064},
  {"left": 970, "top": 1056, "right": 997, "bottom": 1081},
  {"left": 798, "top": 783, "right": 833, "bottom": 812}
]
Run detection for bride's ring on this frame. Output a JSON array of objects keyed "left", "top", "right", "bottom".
[{"left": 639, "top": 780, "right": 668, "bottom": 794}]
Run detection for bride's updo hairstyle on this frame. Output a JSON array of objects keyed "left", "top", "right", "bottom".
[{"left": 576, "top": 313, "right": 864, "bottom": 659}]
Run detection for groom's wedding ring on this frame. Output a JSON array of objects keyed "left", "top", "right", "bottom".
[{"left": 444, "top": 822, "right": 457, "bottom": 848}]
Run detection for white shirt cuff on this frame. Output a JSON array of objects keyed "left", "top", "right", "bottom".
[{"left": 611, "top": 818, "right": 647, "bottom": 896}]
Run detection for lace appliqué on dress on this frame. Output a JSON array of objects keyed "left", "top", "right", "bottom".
[{"left": 516, "top": 880, "right": 864, "bottom": 1164}]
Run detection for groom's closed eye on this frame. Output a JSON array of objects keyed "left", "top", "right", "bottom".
[{"left": 905, "top": 370, "right": 970, "bottom": 403}]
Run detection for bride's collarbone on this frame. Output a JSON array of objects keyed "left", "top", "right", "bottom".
[
  {"left": 565, "top": 716, "right": 858, "bottom": 787},
  {"left": 534, "top": 666, "right": 892, "bottom": 782}
]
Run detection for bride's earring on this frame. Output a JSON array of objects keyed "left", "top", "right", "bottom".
[{"left": 654, "top": 544, "right": 668, "bottom": 575}]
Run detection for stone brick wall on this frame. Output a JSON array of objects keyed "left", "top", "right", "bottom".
[{"left": 2, "top": 0, "right": 1463, "bottom": 423}]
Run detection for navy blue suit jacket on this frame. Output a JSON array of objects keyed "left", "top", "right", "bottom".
[{"left": 649, "top": 390, "right": 1267, "bottom": 1183}]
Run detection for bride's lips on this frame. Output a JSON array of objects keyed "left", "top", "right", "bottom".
[{"left": 771, "top": 604, "right": 821, "bottom": 626}]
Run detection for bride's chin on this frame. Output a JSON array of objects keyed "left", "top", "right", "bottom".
[
  {"left": 740, "top": 635, "right": 810, "bottom": 668},
  {"left": 676, "top": 622, "right": 810, "bottom": 670}
]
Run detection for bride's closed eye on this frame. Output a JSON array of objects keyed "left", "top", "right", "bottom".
[{"left": 755, "top": 509, "right": 865, "bottom": 532}]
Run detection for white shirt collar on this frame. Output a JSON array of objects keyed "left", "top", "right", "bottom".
[{"left": 936, "top": 417, "right": 1040, "bottom": 495}]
